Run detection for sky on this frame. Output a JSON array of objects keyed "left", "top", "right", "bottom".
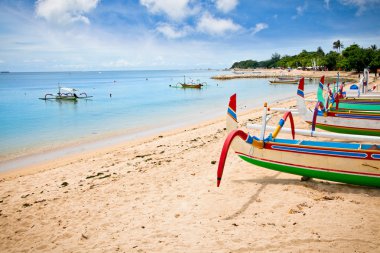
[{"left": 0, "top": 0, "right": 380, "bottom": 72}]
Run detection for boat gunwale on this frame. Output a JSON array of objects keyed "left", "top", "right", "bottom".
[{"left": 266, "top": 138, "right": 380, "bottom": 154}]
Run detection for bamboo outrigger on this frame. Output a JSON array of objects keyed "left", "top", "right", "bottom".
[
  {"left": 217, "top": 94, "right": 380, "bottom": 188},
  {"left": 39, "top": 87, "right": 93, "bottom": 101}
]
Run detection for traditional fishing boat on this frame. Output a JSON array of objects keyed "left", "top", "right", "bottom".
[
  {"left": 180, "top": 83, "right": 203, "bottom": 89},
  {"left": 171, "top": 75, "right": 206, "bottom": 89},
  {"left": 297, "top": 77, "right": 380, "bottom": 136},
  {"left": 39, "top": 87, "right": 93, "bottom": 101},
  {"left": 217, "top": 94, "right": 380, "bottom": 188},
  {"left": 269, "top": 77, "right": 299, "bottom": 84},
  {"left": 317, "top": 76, "right": 380, "bottom": 111}
]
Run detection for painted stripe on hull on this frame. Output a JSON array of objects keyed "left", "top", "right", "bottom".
[
  {"left": 340, "top": 100, "right": 380, "bottom": 104},
  {"left": 271, "top": 145, "right": 368, "bottom": 158},
  {"left": 329, "top": 110, "right": 380, "bottom": 117},
  {"left": 228, "top": 107, "right": 237, "bottom": 121},
  {"left": 238, "top": 154, "right": 380, "bottom": 187},
  {"left": 305, "top": 121, "right": 380, "bottom": 136},
  {"left": 238, "top": 153, "right": 380, "bottom": 177},
  {"left": 336, "top": 103, "right": 380, "bottom": 111},
  {"left": 333, "top": 114, "right": 380, "bottom": 120}
]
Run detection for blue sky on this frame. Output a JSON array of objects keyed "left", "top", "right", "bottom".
[{"left": 0, "top": 0, "right": 380, "bottom": 71}]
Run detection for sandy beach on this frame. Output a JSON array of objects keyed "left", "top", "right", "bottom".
[
  {"left": 1, "top": 88, "right": 379, "bottom": 252},
  {"left": 2, "top": 1, "right": 380, "bottom": 252}
]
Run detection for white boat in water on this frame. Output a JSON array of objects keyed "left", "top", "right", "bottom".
[{"left": 39, "top": 87, "right": 93, "bottom": 101}]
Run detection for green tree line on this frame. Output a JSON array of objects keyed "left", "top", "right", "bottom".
[{"left": 231, "top": 42, "right": 380, "bottom": 73}]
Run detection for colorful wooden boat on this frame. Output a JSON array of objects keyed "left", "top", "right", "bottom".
[
  {"left": 317, "top": 77, "right": 380, "bottom": 111},
  {"left": 217, "top": 94, "right": 380, "bottom": 188},
  {"left": 297, "top": 77, "right": 380, "bottom": 136}
]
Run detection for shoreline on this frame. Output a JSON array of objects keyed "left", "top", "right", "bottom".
[
  {"left": 211, "top": 68, "right": 379, "bottom": 84},
  {"left": 0, "top": 114, "right": 227, "bottom": 180},
  {"left": 0, "top": 92, "right": 297, "bottom": 179},
  {"left": 1, "top": 94, "right": 379, "bottom": 252},
  {"left": 0, "top": 91, "right": 298, "bottom": 177}
]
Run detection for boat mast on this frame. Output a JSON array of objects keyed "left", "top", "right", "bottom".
[
  {"left": 259, "top": 103, "right": 268, "bottom": 140},
  {"left": 336, "top": 72, "right": 339, "bottom": 93}
]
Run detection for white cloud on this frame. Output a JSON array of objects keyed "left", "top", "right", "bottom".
[
  {"left": 156, "top": 23, "right": 191, "bottom": 39},
  {"left": 324, "top": 0, "right": 330, "bottom": 9},
  {"left": 196, "top": 12, "right": 240, "bottom": 36},
  {"left": 213, "top": 0, "right": 238, "bottom": 13},
  {"left": 292, "top": 2, "right": 308, "bottom": 19},
  {"left": 35, "top": 0, "right": 99, "bottom": 25},
  {"left": 339, "top": 0, "right": 380, "bottom": 16},
  {"left": 139, "top": 0, "right": 197, "bottom": 21},
  {"left": 251, "top": 23, "right": 268, "bottom": 35}
]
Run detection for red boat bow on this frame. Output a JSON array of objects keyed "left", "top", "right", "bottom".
[{"left": 217, "top": 130, "right": 248, "bottom": 187}]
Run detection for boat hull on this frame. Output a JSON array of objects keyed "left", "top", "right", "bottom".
[
  {"left": 297, "top": 78, "right": 380, "bottom": 136},
  {"left": 217, "top": 93, "right": 380, "bottom": 188},
  {"left": 335, "top": 99, "right": 380, "bottom": 111},
  {"left": 238, "top": 151, "right": 380, "bottom": 187},
  {"left": 218, "top": 133, "right": 380, "bottom": 188},
  {"left": 181, "top": 84, "right": 202, "bottom": 89},
  {"left": 269, "top": 80, "right": 298, "bottom": 84},
  {"left": 297, "top": 97, "right": 380, "bottom": 136},
  {"left": 317, "top": 82, "right": 380, "bottom": 111},
  {"left": 309, "top": 121, "right": 380, "bottom": 136},
  {"left": 235, "top": 137, "right": 380, "bottom": 187}
]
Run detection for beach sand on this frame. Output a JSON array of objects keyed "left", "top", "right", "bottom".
[{"left": 1, "top": 93, "right": 379, "bottom": 253}]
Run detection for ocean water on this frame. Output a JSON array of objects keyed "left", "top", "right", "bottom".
[{"left": 0, "top": 70, "right": 317, "bottom": 170}]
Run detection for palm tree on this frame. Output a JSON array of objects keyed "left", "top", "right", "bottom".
[
  {"left": 370, "top": 44, "right": 377, "bottom": 50},
  {"left": 333, "top": 40, "right": 344, "bottom": 52}
]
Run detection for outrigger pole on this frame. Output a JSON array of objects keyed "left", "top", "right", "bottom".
[{"left": 247, "top": 124, "right": 380, "bottom": 142}]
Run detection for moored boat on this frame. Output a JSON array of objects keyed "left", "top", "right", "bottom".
[
  {"left": 317, "top": 76, "right": 380, "bottom": 111},
  {"left": 217, "top": 94, "right": 380, "bottom": 188},
  {"left": 171, "top": 75, "right": 206, "bottom": 89},
  {"left": 269, "top": 77, "right": 299, "bottom": 84},
  {"left": 39, "top": 87, "right": 93, "bottom": 101},
  {"left": 297, "top": 77, "right": 380, "bottom": 136},
  {"left": 180, "top": 83, "right": 203, "bottom": 89}
]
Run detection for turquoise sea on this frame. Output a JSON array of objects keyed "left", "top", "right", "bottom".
[{"left": 0, "top": 70, "right": 317, "bottom": 171}]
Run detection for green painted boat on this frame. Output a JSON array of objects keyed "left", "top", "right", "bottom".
[
  {"left": 217, "top": 94, "right": 380, "bottom": 188},
  {"left": 317, "top": 78, "right": 380, "bottom": 111}
]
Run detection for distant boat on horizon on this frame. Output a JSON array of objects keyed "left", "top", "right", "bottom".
[{"left": 0, "top": 71, "right": 10, "bottom": 74}]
